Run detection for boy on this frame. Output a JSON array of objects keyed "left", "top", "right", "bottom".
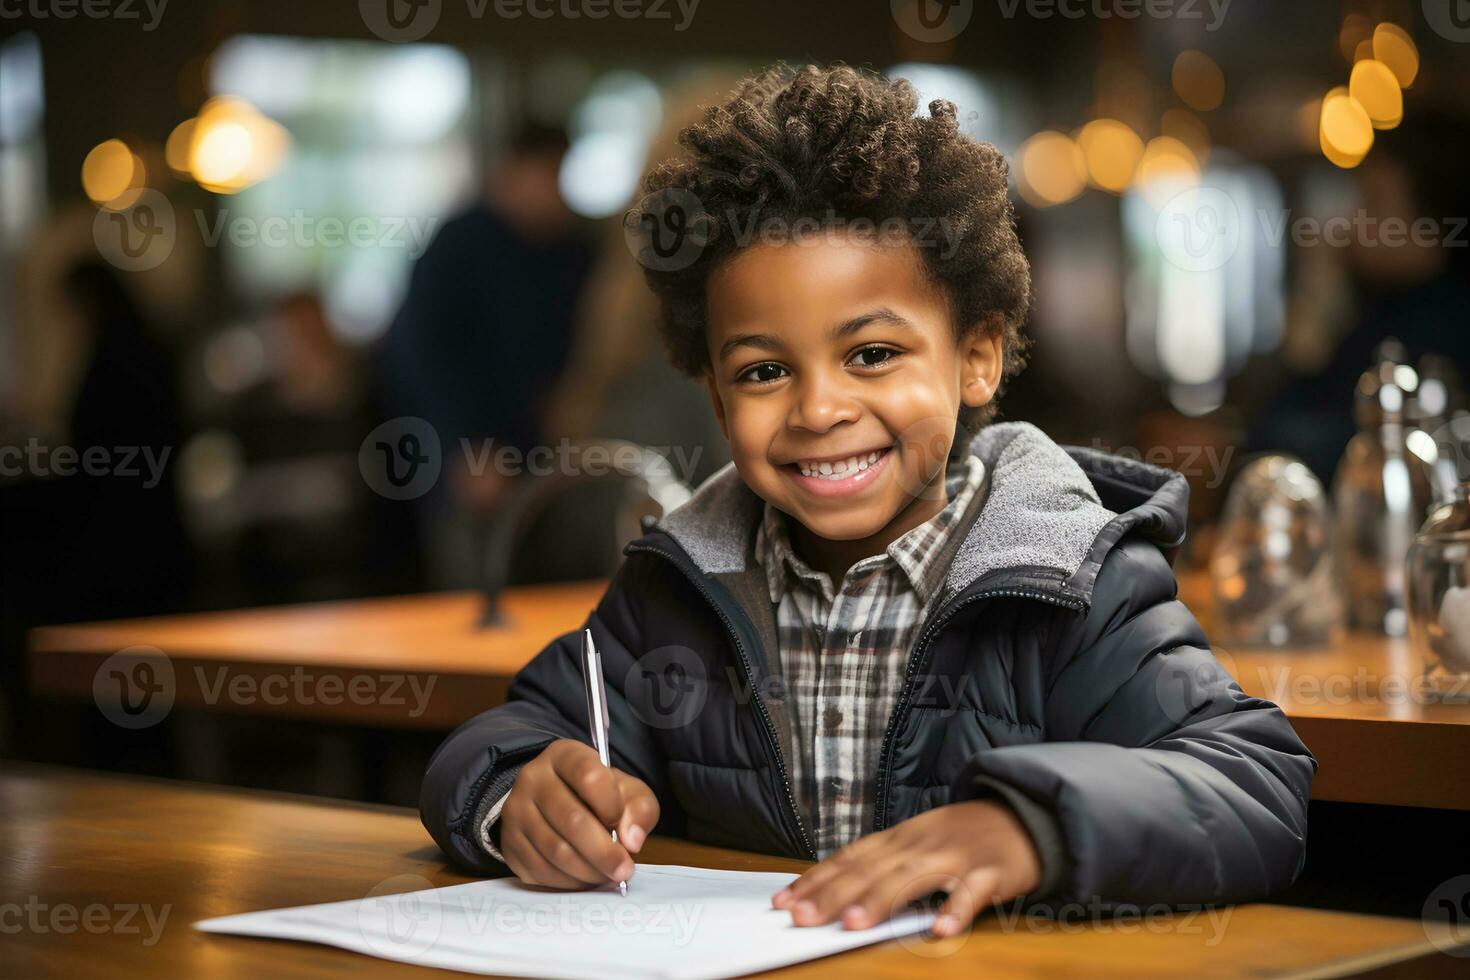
[{"left": 420, "top": 64, "right": 1313, "bottom": 936}]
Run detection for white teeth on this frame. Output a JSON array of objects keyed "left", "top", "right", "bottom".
[{"left": 795, "top": 448, "right": 887, "bottom": 480}]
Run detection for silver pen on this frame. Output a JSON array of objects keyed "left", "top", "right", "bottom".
[{"left": 581, "top": 628, "right": 628, "bottom": 897}]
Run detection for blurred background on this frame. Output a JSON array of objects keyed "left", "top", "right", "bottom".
[{"left": 1, "top": 0, "right": 1468, "bottom": 904}]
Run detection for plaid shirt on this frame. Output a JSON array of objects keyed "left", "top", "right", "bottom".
[{"left": 755, "top": 455, "right": 987, "bottom": 858}]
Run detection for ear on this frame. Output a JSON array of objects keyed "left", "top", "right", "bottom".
[
  {"left": 704, "top": 370, "right": 730, "bottom": 441},
  {"left": 959, "top": 321, "right": 1004, "bottom": 411}
]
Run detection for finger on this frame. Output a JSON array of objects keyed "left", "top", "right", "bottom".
[
  {"left": 774, "top": 837, "right": 883, "bottom": 911},
  {"left": 520, "top": 799, "right": 611, "bottom": 886},
  {"left": 612, "top": 772, "right": 660, "bottom": 852},
  {"left": 791, "top": 853, "right": 915, "bottom": 927},
  {"left": 932, "top": 866, "right": 1001, "bottom": 937},
  {"left": 538, "top": 776, "right": 635, "bottom": 883},
  {"left": 551, "top": 746, "right": 627, "bottom": 827},
  {"left": 501, "top": 824, "right": 585, "bottom": 890},
  {"left": 841, "top": 860, "right": 959, "bottom": 932}
]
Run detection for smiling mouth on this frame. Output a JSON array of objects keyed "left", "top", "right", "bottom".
[{"left": 793, "top": 449, "right": 887, "bottom": 481}]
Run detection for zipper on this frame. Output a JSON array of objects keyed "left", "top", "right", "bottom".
[
  {"left": 872, "top": 585, "right": 1086, "bottom": 832},
  {"left": 625, "top": 541, "right": 818, "bottom": 860}
]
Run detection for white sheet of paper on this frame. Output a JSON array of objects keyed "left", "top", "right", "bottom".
[{"left": 195, "top": 863, "right": 937, "bottom": 980}]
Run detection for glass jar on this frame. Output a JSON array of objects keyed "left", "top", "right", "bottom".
[
  {"left": 1334, "top": 361, "right": 1437, "bottom": 636},
  {"left": 1212, "top": 454, "right": 1343, "bottom": 647},
  {"left": 1406, "top": 482, "right": 1470, "bottom": 697}
]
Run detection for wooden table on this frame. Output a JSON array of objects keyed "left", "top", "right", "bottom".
[
  {"left": 27, "top": 574, "right": 1470, "bottom": 809},
  {"left": 1177, "top": 570, "right": 1470, "bottom": 812},
  {"left": 1, "top": 765, "right": 1464, "bottom": 979},
  {"left": 27, "top": 582, "right": 606, "bottom": 730}
]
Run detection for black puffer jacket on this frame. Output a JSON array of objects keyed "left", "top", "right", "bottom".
[{"left": 421, "top": 423, "right": 1314, "bottom": 905}]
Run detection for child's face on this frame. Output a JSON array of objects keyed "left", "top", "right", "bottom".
[{"left": 703, "top": 231, "right": 1002, "bottom": 544}]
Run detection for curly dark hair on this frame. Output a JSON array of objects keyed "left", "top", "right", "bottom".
[{"left": 628, "top": 63, "right": 1032, "bottom": 431}]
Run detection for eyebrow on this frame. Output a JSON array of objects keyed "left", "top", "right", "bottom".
[{"left": 717, "top": 307, "right": 916, "bottom": 362}]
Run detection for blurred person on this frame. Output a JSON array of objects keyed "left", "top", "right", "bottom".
[
  {"left": 544, "top": 72, "right": 740, "bottom": 489},
  {"left": 58, "top": 259, "right": 191, "bottom": 619},
  {"left": 378, "top": 123, "right": 594, "bottom": 588},
  {"left": 227, "top": 293, "right": 413, "bottom": 603},
  {"left": 1249, "top": 111, "right": 1470, "bottom": 482}
]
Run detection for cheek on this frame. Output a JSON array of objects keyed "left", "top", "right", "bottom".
[{"left": 722, "top": 397, "right": 782, "bottom": 467}]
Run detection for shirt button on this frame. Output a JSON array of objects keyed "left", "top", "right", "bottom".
[{"left": 823, "top": 705, "right": 843, "bottom": 732}]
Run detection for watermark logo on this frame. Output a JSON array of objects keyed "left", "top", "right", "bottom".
[
  {"left": 1423, "top": 875, "right": 1470, "bottom": 956},
  {"left": 889, "top": 871, "right": 968, "bottom": 957},
  {"left": 358, "top": 875, "right": 444, "bottom": 957},
  {"left": 1156, "top": 185, "right": 1241, "bottom": 273},
  {"left": 360, "top": 0, "right": 442, "bottom": 41},
  {"left": 892, "top": 0, "right": 973, "bottom": 42},
  {"left": 624, "top": 188, "right": 713, "bottom": 273},
  {"left": 1152, "top": 647, "right": 1239, "bottom": 725},
  {"left": 1423, "top": 0, "right": 1470, "bottom": 42},
  {"left": 623, "top": 646, "right": 708, "bottom": 731},
  {"left": 93, "top": 189, "right": 175, "bottom": 272},
  {"left": 360, "top": 417, "right": 443, "bottom": 500},
  {"left": 93, "top": 646, "right": 176, "bottom": 730}
]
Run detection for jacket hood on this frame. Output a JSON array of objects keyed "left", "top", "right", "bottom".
[{"left": 641, "top": 422, "right": 1190, "bottom": 609}]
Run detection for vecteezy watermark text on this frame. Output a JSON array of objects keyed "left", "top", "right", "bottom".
[
  {"left": 0, "top": 898, "right": 171, "bottom": 946},
  {"left": 993, "top": 0, "right": 1231, "bottom": 30},
  {"left": 359, "top": 417, "right": 705, "bottom": 501},
  {"left": 93, "top": 190, "right": 438, "bottom": 273},
  {"left": 0, "top": 0, "right": 167, "bottom": 30},
  {"left": 93, "top": 647, "right": 438, "bottom": 729},
  {"left": 358, "top": 0, "right": 698, "bottom": 42},
  {"left": 0, "top": 439, "right": 170, "bottom": 488}
]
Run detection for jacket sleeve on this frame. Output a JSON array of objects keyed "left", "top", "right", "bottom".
[
  {"left": 419, "top": 555, "right": 676, "bottom": 874},
  {"left": 952, "top": 537, "right": 1316, "bottom": 907}
]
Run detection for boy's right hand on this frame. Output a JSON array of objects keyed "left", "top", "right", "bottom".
[{"left": 500, "top": 738, "right": 660, "bottom": 889}]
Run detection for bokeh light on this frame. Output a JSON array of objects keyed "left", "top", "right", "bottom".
[
  {"left": 1016, "top": 130, "right": 1086, "bottom": 207},
  {"left": 81, "top": 138, "right": 145, "bottom": 209},
  {"left": 1076, "top": 118, "right": 1143, "bottom": 194},
  {"left": 1372, "top": 23, "right": 1419, "bottom": 88},
  {"left": 1319, "top": 87, "right": 1373, "bottom": 168},
  {"left": 1349, "top": 59, "right": 1402, "bottom": 130},
  {"left": 183, "top": 96, "right": 290, "bottom": 194},
  {"left": 1172, "top": 50, "right": 1224, "bottom": 112}
]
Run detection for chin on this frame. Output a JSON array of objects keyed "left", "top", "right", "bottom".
[{"left": 785, "top": 502, "right": 895, "bottom": 542}]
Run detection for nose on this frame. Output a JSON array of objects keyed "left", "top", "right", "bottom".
[{"left": 786, "top": 369, "right": 860, "bottom": 434}]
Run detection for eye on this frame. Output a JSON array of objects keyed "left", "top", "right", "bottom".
[
  {"left": 736, "top": 361, "right": 788, "bottom": 385},
  {"left": 849, "top": 345, "right": 900, "bottom": 369}
]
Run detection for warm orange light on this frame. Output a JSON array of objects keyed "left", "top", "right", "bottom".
[
  {"left": 1319, "top": 89, "right": 1373, "bottom": 168},
  {"left": 1017, "top": 131, "right": 1087, "bottom": 207},
  {"left": 165, "top": 117, "right": 196, "bottom": 175},
  {"left": 1373, "top": 23, "right": 1419, "bottom": 88},
  {"left": 186, "top": 96, "right": 290, "bottom": 194},
  {"left": 1076, "top": 118, "right": 1144, "bottom": 194},
  {"left": 1353, "top": 39, "right": 1374, "bottom": 63},
  {"left": 1172, "top": 50, "right": 1224, "bottom": 112},
  {"left": 1350, "top": 59, "right": 1403, "bottom": 130},
  {"left": 1134, "top": 136, "right": 1200, "bottom": 207},
  {"left": 82, "top": 138, "right": 142, "bottom": 208}
]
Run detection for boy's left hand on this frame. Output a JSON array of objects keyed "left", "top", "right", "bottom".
[{"left": 771, "top": 799, "right": 1041, "bottom": 937}]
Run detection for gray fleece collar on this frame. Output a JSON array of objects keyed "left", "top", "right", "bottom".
[{"left": 645, "top": 422, "right": 1190, "bottom": 607}]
